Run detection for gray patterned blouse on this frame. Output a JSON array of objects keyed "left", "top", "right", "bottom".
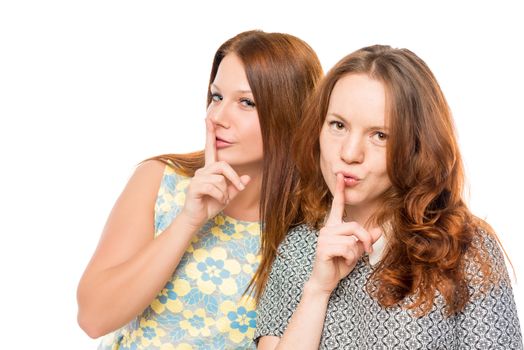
[{"left": 255, "top": 224, "right": 523, "bottom": 349}]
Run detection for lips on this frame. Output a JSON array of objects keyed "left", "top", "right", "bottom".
[
  {"left": 338, "top": 171, "right": 361, "bottom": 187},
  {"left": 216, "top": 136, "right": 231, "bottom": 144},
  {"left": 215, "top": 136, "right": 233, "bottom": 149}
]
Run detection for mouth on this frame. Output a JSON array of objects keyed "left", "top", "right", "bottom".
[
  {"left": 216, "top": 137, "right": 233, "bottom": 149},
  {"left": 339, "top": 172, "right": 361, "bottom": 187}
]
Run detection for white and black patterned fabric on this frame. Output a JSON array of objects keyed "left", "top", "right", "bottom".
[{"left": 255, "top": 224, "right": 523, "bottom": 349}]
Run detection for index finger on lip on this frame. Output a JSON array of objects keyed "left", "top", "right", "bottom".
[
  {"left": 204, "top": 118, "right": 217, "bottom": 165},
  {"left": 326, "top": 173, "right": 345, "bottom": 226}
]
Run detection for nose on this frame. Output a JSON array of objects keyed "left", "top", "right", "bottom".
[
  {"left": 340, "top": 134, "right": 364, "bottom": 164},
  {"left": 207, "top": 100, "right": 230, "bottom": 128}
]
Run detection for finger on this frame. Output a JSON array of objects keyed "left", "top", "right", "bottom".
[
  {"left": 204, "top": 118, "right": 217, "bottom": 165},
  {"left": 321, "top": 235, "right": 360, "bottom": 250},
  {"left": 344, "top": 243, "right": 365, "bottom": 265},
  {"left": 192, "top": 173, "right": 229, "bottom": 193},
  {"left": 369, "top": 227, "right": 383, "bottom": 244},
  {"left": 206, "top": 161, "right": 246, "bottom": 192},
  {"left": 326, "top": 173, "right": 346, "bottom": 226},
  {"left": 194, "top": 182, "right": 228, "bottom": 204},
  {"left": 318, "top": 235, "right": 360, "bottom": 255},
  {"left": 206, "top": 174, "right": 229, "bottom": 195},
  {"left": 225, "top": 175, "right": 251, "bottom": 203},
  {"left": 323, "top": 222, "right": 374, "bottom": 254},
  {"left": 325, "top": 242, "right": 364, "bottom": 267},
  {"left": 348, "top": 226, "right": 373, "bottom": 254}
]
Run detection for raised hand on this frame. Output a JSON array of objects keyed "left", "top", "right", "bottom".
[
  {"left": 180, "top": 118, "right": 250, "bottom": 229},
  {"left": 308, "top": 173, "right": 381, "bottom": 294}
]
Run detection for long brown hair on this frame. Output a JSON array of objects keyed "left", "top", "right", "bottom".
[
  {"left": 148, "top": 30, "right": 323, "bottom": 299},
  {"left": 292, "top": 45, "right": 503, "bottom": 315}
]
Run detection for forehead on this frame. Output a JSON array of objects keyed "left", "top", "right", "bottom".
[
  {"left": 327, "top": 73, "right": 387, "bottom": 125},
  {"left": 212, "top": 53, "right": 250, "bottom": 90}
]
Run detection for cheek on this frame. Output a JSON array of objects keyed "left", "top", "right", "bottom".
[
  {"left": 254, "top": 125, "right": 263, "bottom": 149},
  {"left": 319, "top": 140, "right": 334, "bottom": 191},
  {"left": 372, "top": 152, "right": 391, "bottom": 186},
  {"left": 245, "top": 116, "right": 263, "bottom": 151},
  {"left": 243, "top": 115, "right": 264, "bottom": 156},
  {"left": 319, "top": 129, "right": 335, "bottom": 169}
]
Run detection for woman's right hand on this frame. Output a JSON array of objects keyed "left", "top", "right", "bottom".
[
  {"left": 307, "top": 173, "right": 382, "bottom": 295},
  {"left": 180, "top": 118, "right": 250, "bottom": 230}
]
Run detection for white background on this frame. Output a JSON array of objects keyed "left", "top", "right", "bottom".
[{"left": 1, "top": 1, "right": 523, "bottom": 348}]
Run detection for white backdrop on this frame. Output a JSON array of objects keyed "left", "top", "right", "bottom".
[{"left": 0, "top": 1, "right": 523, "bottom": 348}]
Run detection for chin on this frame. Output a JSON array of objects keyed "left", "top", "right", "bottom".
[{"left": 343, "top": 194, "right": 365, "bottom": 206}]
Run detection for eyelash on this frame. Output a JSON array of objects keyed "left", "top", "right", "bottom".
[
  {"left": 210, "top": 93, "right": 256, "bottom": 108},
  {"left": 211, "top": 93, "right": 222, "bottom": 102},
  {"left": 239, "top": 98, "right": 256, "bottom": 108}
]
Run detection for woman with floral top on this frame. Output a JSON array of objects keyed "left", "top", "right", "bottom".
[{"left": 77, "top": 30, "right": 322, "bottom": 350}]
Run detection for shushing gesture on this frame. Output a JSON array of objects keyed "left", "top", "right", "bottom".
[
  {"left": 180, "top": 119, "right": 251, "bottom": 230},
  {"left": 308, "top": 173, "right": 382, "bottom": 294}
]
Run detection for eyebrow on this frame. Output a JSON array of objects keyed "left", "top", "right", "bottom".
[
  {"left": 327, "top": 112, "right": 389, "bottom": 131},
  {"left": 327, "top": 112, "right": 348, "bottom": 123},
  {"left": 210, "top": 83, "right": 252, "bottom": 94}
]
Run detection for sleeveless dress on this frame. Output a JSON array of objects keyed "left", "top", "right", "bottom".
[{"left": 99, "top": 165, "right": 261, "bottom": 350}]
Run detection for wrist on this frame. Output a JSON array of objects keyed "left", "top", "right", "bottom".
[
  {"left": 176, "top": 208, "right": 204, "bottom": 231},
  {"left": 175, "top": 210, "right": 203, "bottom": 234},
  {"left": 303, "top": 280, "right": 333, "bottom": 302}
]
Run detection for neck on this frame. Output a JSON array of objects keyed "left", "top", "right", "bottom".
[{"left": 222, "top": 165, "right": 262, "bottom": 222}]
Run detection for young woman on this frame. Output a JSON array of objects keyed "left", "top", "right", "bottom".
[
  {"left": 255, "top": 45, "right": 522, "bottom": 349},
  {"left": 76, "top": 30, "right": 322, "bottom": 349}
]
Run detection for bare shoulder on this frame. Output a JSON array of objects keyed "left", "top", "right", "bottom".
[
  {"left": 128, "top": 159, "right": 168, "bottom": 189},
  {"left": 107, "top": 159, "right": 171, "bottom": 222},
  {"left": 86, "top": 159, "right": 170, "bottom": 269}
]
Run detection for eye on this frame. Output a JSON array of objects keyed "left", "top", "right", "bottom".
[
  {"left": 328, "top": 120, "right": 345, "bottom": 131},
  {"left": 372, "top": 131, "right": 388, "bottom": 143},
  {"left": 211, "top": 93, "right": 222, "bottom": 102},
  {"left": 239, "top": 97, "right": 256, "bottom": 108}
]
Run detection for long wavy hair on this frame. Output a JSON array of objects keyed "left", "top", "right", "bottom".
[
  {"left": 290, "top": 45, "right": 502, "bottom": 315},
  {"left": 148, "top": 30, "right": 323, "bottom": 300}
]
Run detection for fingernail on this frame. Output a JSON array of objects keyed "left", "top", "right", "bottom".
[{"left": 239, "top": 183, "right": 245, "bottom": 190}]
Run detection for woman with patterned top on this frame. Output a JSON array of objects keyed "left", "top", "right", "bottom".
[
  {"left": 76, "top": 30, "right": 323, "bottom": 350},
  {"left": 255, "top": 45, "right": 523, "bottom": 349}
]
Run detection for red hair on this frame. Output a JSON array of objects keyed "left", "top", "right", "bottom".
[{"left": 288, "top": 45, "right": 504, "bottom": 315}]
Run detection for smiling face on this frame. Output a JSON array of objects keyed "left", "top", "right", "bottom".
[
  {"left": 206, "top": 53, "right": 263, "bottom": 172},
  {"left": 319, "top": 73, "right": 392, "bottom": 220}
]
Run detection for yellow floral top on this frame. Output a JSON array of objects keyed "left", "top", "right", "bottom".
[{"left": 99, "top": 165, "right": 261, "bottom": 350}]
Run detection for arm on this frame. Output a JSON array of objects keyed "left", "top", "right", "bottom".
[
  {"left": 258, "top": 283, "right": 331, "bottom": 350},
  {"left": 255, "top": 226, "right": 323, "bottom": 350},
  {"left": 76, "top": 160, "right": 200, "bottom": 338}
]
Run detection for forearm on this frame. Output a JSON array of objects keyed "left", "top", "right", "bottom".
[
  {"left": 275, "top": 282, "right": 331, "bottom": 350},
  {"left": 77, "top": 212, "right": 198, "bottom": 338}
]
